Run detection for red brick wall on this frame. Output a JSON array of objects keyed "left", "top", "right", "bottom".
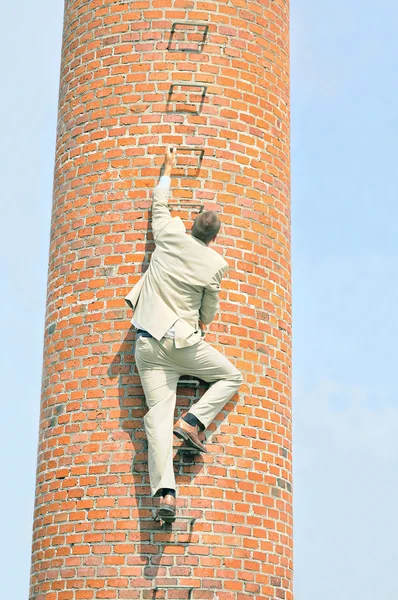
[{"left": 30, "top": 1, "right": 292, "bottom": 599}]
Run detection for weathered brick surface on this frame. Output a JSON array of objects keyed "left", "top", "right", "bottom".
[{"left": 30, "top": 1, "right": 292, "bottom": 599}]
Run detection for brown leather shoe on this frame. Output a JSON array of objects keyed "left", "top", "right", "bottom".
[
  {"left": 173, "top": 418, "right": 207, "bottom": 453},
  {"left": 156, "top": 494, "right": 176, "bottom": 522}
]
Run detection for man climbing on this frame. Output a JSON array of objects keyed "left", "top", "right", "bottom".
[{"left": 125, "top": 147, "right": 243, "bottom": 521}]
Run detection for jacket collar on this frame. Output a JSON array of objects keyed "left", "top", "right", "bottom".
[{"left": 191, "top": 235, "right": 207, "bottom": 247}]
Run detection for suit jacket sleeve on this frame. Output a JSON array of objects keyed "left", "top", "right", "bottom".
[
  {"left": 152, "top": 184, "right": 172, "bottom": 241},
  {"left": 199, "top": 266, "right": 227, "bottom": 325}
]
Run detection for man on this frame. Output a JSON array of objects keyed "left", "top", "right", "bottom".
[{"left": 125, "top": 147, "right": 243, "bottom": 521}]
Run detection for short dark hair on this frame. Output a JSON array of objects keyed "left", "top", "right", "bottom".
[{"left": 192, "top": 211, "right": 221, "bottom": 244}]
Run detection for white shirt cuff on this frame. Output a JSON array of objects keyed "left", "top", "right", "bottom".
[{"left": 157, "top": 175, "right": 171, "bottom": 190}]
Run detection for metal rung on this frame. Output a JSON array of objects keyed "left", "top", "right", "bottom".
[
  {"left": 151, "top": 511, "right": 199, "bottom": 531},
  {"left": 167, "top": 22, "right": 209, "bottom": 54},
  {"left": 178, "top": 378, "right": 201, "bottom": 387},
  {"left": 153, "top": 585, "right": 195, "bottom": 600},
  {"left": 168, "top": 83, "right": 207, "bottom": 94},
  {"left": 154, "top": 584, "right": 195, "bottom": 590},
  {"left": 172, "top": 147, "right": 205, "bottom": 179},
  {"left": 167, "top": 84, "right": 207, "bottom": 115},
  {"left": 173, "top": 444, "right": 200, "bottom": 455},
  {"left": 160, "top": 516, "right": 197, "bottom": 529},
  {"left": 168, "top": 202, "right": 204, "bottom": 207}
]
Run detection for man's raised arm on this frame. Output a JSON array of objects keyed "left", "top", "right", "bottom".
[{"left": 152, "top": 147, "right": 177, "bottom": 241}]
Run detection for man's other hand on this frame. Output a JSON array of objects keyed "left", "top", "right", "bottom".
[{"left": 199, "top": 320, "right": 206, "bottom": 337}]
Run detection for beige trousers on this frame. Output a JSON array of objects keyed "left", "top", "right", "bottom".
[{"left": 135, "top": 336, "right": 243, "bottom": 496}]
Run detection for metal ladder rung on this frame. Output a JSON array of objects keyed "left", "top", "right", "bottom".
[
  {"left": 173, "top": 444, "right": 200, "bottom": 455},
  {"left": 168, "top": 202, "right": 204, "bottom": 207},
  {"left": 177, "top": 378, "right": 201, "bottom": 386},
  {"left": 153, "top": 584, "right": 195, "bottom": 599},
  {"left": 158, "top": 516, "right": 197, "bottom": 529},
  {"left": 154, "top": 584, "right": 195, "bottom": 590},
  {"left": 173, "top": 442, "right": 200, "bottom": 451}
]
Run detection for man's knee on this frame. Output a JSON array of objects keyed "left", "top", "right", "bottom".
[{"left": 229, "top": 370, "right": 243, "bottom": 390}]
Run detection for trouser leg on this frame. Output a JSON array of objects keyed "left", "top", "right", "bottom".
[
  {"left": 135, "top": 338, "right": 180, "bottom": 497},
  {"left": 170, "top": 340, "right": 243, "bottom": 429}
]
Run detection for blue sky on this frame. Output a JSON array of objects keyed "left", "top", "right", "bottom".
[
  {"left": 292, "top": 1, "right": 398, "bottom": 598},
  {"left": 1, "top": 1, "right": 397, "bottom": 599}
]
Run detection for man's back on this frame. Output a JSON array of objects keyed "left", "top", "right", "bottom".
[{"left": 132, "top": 214, "right": 228, "bottom": 346}]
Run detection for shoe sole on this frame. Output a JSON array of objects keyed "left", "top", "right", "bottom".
[
  {"left": 157, "top": 507, "right": 176, "bottom": 522},
  {"left": 173, "top": 427, "right": 208, "bottom": 453}
]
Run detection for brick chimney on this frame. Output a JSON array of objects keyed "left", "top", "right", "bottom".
[{"left": 30, "top": 2, "right": 292, "bottom": 599}]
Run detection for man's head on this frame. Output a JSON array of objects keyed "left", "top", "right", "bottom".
[{"left": 191, "top": 211, "right": 221, "bottom": 245}]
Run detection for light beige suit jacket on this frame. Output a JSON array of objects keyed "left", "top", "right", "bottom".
[{"left": 125, "top": 184, "right": 228, "bottom": 348}]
